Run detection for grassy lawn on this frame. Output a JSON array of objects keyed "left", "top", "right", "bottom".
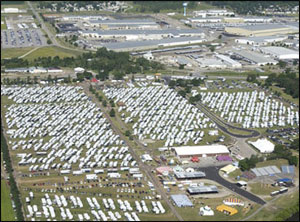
[
  {"left": 23, "top": 46, "right": 83, "bottom": 61},
  {"left": 255, "top": 159, "right": 289, "bottom": 170},
  {"left": 248, "top": 183, "right": 279, "bottom": 196},
  {"left": 1, "top": 47, "right": 35, "bottom": 59},
  {"left": 248, "top": 190, "right": 299, "bottom": 221},
  {"left": 1, "top": 180, "right": 16, "bottom": 222}
]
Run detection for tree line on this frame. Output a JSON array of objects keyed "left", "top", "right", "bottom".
[
  {"left": 239, "top": 144, "right": 298, "bottom": 171},
  {"left": 132, "top": 1, "right": 198, "bottom": 13},
  {"left": 208, "top": 1, "right": 299, "bottom": 15},
  {"left": 1, "top": 47, "right": 164, "bottom": 81},
  {"left": 264, "top": 69, "right": 299, "bottom": 98},
  {"left": 1, "top": 121, "right": 24, "bottom": 221}
]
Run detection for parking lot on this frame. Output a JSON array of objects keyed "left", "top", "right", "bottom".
[{"left": 1, "top": 28, "right": 47, "bottom": 48}]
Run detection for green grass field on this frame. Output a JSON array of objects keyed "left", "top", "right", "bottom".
[
  {"left": 1, "top": 47, "right": 35, "bottom": 59},
  {"left": 1, "top": 180, "right": 16, "bottom": 222},
  {"left": 23, "top": 46, "right": 83, "bottom": 61}
]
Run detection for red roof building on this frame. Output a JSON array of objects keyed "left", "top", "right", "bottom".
[{"left": 91, "top": 78, "right": 98, "bottom": 83}]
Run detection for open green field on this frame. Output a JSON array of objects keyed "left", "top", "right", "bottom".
[
  {"left": 1, "top": 47, "right": 35, "bottom": 59},
  {"left": 248, "top": 183, "right": 279, "bottom": 196},
  {"left": 1, "top": 180, "right": 16, "bottom": 222},
  {"left": 23, "top": 46, "right": 83, "bottom": 61},
  {"left": 247, "top": 190, "right": 299, "bottom": 221}
]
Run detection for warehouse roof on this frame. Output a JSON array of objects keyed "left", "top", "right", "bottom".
[
  {"left": 170, "top": 194, "right": 194, "bottom": 207},
  {"left": 260, "top": 46, "right": 299, "bottom": 56},
  {"left": 251, "top": 165, "right": 281, "bottom": 177},
  {"left": 173, "top": 145, "right": 229, "bottom": 156},
  {"left": 281, "top": 165, "right": 295, "bottom": 174},
  {"left": 198, "top": 58, "right": 226, "bottom": 66},
  {"left": 215, "top": 54, "right": 242, "bottom": 66},
  {"left": 188, "top": 185, "right": 218, "bottom": 193},
  {"left": 80, "top": 28, "right": 204, "bottom": 36},
  {"left": 102, "top": 37, "right": 206, "bottom": 50},
  {"left": 248, "top": 138, "right": 275, "bottom": 153},
  {"left": 89, "top": 19, "right": 156, "bottom": 24},
  {"left": 236, "top": 24, "right": 292, "bottom": 31},
  {"left": 175, "top": 171, "right": 206, "bottom": 179},
  {"left": 237, "top": 35, "right": 287, "bottom": 43},
  {"left": 233, "top": 50, "right": 277, "bottom": 64}
]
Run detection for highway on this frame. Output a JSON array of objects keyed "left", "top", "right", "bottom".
[
  {"left": 199, "top": 166, "right": 266, "bottom": 205},
  {"left": 81, "top": 82, "right": 184, "bottom": 221}
]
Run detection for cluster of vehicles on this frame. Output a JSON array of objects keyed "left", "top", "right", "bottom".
[{"left": 1, "top": 28, "right": 44, "bottom": 48}]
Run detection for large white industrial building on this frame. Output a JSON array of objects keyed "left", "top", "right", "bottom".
[
  {"left": 235, "top": 36, "right": 288, "bottom": 46},
  {"left": 79, "top": 29, "right": 205, "bottom": 41},
  {"left": 173, "top": 145, "right": 230, "bottom": 158},
  {"left": 193, "top": 9, "right": 234, "bottom": 18},
  {"left": 88, "top": 19, "right": 160, "bottom": 30},
  {"left": 259, "top": 46, "right": 299, "bottom": 60},
  {"left": 232, "top": 50, "right": 278, "bottom": 65},
  {"left": 215, "top": 54, "right": 242, "bottom": 68},
  {"left": 197, "top": 58, "right": 227, "bottom": 69},
  {"left": 100, "top": 37, "right": 207, "bottom": 52}
]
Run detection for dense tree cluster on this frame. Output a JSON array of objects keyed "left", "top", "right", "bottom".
[
  {"left": 264, "top": 70, "right": 299, "bottom": 98},
  {"left": 267, "top": 144, "right": 298, "bottom": 166},
  {"left": 208, "top": 1, "right": 299, "bottom": 15},
  {"left": 132, "top": 1, "right": 198, "bottom": 13},
  {"left": 1, "top": 47, "right": 164, "bottom": 80},
  {"left": 239, "top": 144, "right": 298, "bottom": 171},
  {"left": 239, "top": 155, "right": 263, "bottom": 171},
  {"left": 290, "top": 138, "right": 299, "bottom": 151}
]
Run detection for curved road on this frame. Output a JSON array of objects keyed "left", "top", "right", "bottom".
[
  {"left": 171, "top": 85, "right": 260, "bottom": 138},
  {"left": 196, "top": 101, "right": 260, "bottom": 138},
  {"left": 199, "top": 166, "right": 266, "bottom": 205}
]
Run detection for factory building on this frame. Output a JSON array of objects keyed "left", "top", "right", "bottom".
[
  {"left": 94, "top": 37, "right": 207, "bottom": 52},
  {"left": 188, "top": 17, "right": 222, "bottom": 23},
  {"left": 223, "top": 17, "right": 244, "bottom": 23},
  {"left": 173, "top": 145, "right": 230, "bottom": 159},
  {"left": 232, "top": 50, "right": 278, "bottom": 65},
  {"left": 225, "top": 24, "right": 297, "bottom": 37},
  {"left": 60, "top": 15, "right": 108, "bottom": 21},
  {"left": 215, "top": 54, "right": 242, "bottom": 68},
  {"left": 259, "top": 46, "right": 299, "bottom": 60},
  {"left": 79, "top": 29, "right": 205, "bottom": 40},
  {"left": 88, "top": 19, "right": 160, "bottom": 30},
  {"left": 235, "top": 35, "right": 288, "bottom": 46},
  {"left": 197, "top": 58, "right": 227, "bottom": 68},
  {"left": 193, "top": 9, "right": 234, "bottom": 18},
  {"left": 187, "top": 186, "right": 218, "bottom": 195}
]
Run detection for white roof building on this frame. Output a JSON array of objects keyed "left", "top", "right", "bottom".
[
  {"left": 248, "top": 138, "right": 275, "bottom": 153},
  {"left": 173, "top": 145, "right": 230, "bottom": 158},
  {"left": 215, "top": 54, "right": 242, "bottom": 68},
  {"left": 199, "top": 206, "right": 214, "bottom": 216},
  {"left": 197, "top": 58, "right": 227, "bottom": 68},
  {"left": 259, "top": 46, "right": 299, "bottom": 60},
  {"left": 74, "top": 67, "right": 85, "bottom": 73}
]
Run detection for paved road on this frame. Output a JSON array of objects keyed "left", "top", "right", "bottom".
[
  {"left": 81, "top": 83, "right": 184, "bottom": 221},
  {"left": 198, "top": 166, "right": 266, "bottom": 205},
  {"left": 26, "top": 1, "right": 84, "bottom": 53}
]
